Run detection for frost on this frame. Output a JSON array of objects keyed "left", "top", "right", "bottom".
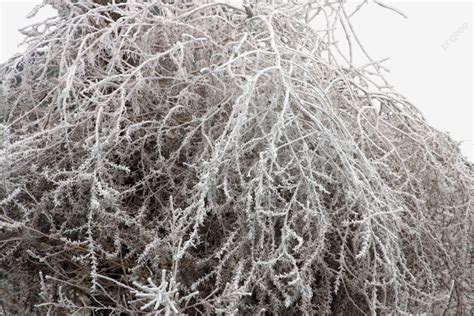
[
  {"left": 0, "top": 0, "right": 471, "bottom": 315},
  {"left": 131, "top": 270, "right": 180, "bottom": 313},
  {"left": 199, "top": 67, "right": 211, "bottom": 74}
]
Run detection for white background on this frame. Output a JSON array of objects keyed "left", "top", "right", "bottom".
[{"left": 0, "top": 0, "right": 472, "bottom": 161}]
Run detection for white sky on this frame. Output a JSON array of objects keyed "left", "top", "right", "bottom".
[{"left": 0, "top": 0, "right": 472, "bottom": 161}]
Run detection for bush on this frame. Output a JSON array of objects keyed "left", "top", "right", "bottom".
[{"left": 0, "top": 0, "right": 472, "bottom": 314}]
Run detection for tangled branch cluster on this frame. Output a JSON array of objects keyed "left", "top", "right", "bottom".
[{"left": 0, "top": 0, "right": 472, "bottom": 314}]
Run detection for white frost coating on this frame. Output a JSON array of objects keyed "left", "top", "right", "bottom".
[
  {"left": 0, "top": 0, "right": 471, "bottom": 315},
  {"left": 199, "top": 67, "right": 211, "bottom": 74}
]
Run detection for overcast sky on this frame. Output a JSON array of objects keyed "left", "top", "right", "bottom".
[{"left": 0, "top": 0, "right": 472, "bottom": 161}]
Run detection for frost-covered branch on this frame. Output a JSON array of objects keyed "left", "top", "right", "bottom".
[{"left": 0, "top": 0, "right": 471, "bottom": 314}]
